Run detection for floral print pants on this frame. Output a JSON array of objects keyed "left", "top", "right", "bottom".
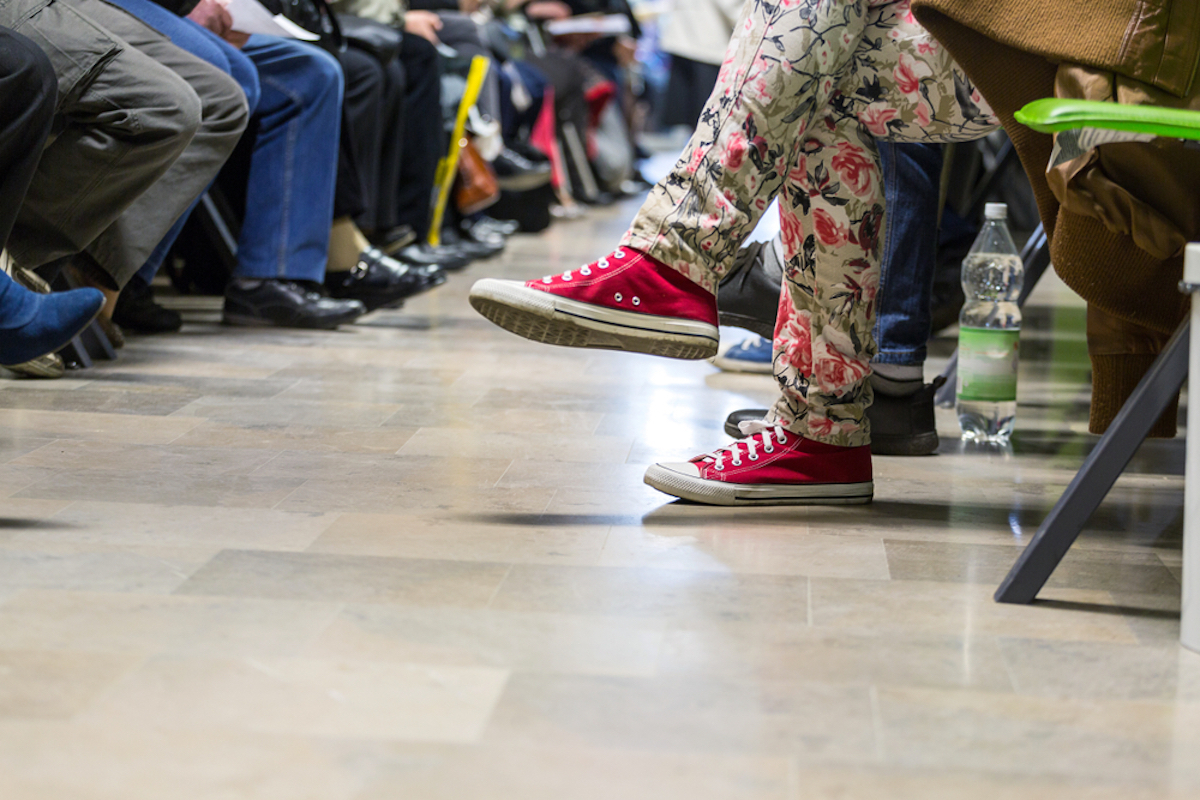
[{"left": 622, "top": 0, "right": 997, "bottom": 447}]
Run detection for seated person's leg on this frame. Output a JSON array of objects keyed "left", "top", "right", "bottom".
[
  {"left": 223, "top": 35, "right": 365, "bottom": 329},
  {"left": 3, "top": 0, "right": 216, "bottom": 289},
  {"left": 470, "top": 0, "right": 998, "bottom": 505},
  {"left": 96, "top": 1, "right": 260, "bottom": 334},
  {"left": 0, "top": 26, "right": 104, "bottom": 366},
  {"left": 721, "top": 142, "right": 947, "bottom": 456}
]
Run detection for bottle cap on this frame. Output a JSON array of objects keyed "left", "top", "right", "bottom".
[{"left": 984, "top": 203, "right": 1008, "bottom": 220}]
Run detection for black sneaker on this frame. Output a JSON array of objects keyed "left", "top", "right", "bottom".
[
  {"left": 223, "top": 278, "right": 365, "bottom": 329},
  {"left": 723, "top": 376, "right": 945, "bottom": 456},
  {"left": 324, "top": 248, "right": 446, "bottom": 312},
  {"left": 112, "top": 275, "right": 183, "bottom": 333},
  {"left": 717, "top": 238, "right": 782, "bottom": 339}
]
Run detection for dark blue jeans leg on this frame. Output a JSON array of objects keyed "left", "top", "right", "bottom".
[
  {"left": 872, "top": 142, "right": 944, "bottom": 368},
  {"left": 235, "top": 36, "right": 342, "bottom": 282}
]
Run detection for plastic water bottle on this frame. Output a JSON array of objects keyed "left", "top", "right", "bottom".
[{"left": 956, "top": 203, "right": 1023, "bottom": 442}]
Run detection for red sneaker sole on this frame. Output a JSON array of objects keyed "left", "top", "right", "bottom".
[
  {"left": 644, "top": 463, "right": 873, "bottom": 506},
  {"left": 469, "top": 279, "right": 719, "bottom": 361}
]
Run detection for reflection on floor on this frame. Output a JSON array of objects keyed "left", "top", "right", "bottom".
[{"left": 0, "top": 198, "right": 1194, "bottom": 799}]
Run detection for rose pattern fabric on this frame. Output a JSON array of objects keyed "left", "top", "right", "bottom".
[{"left": 623, "top": 0, "right": 997, "bottom": 446}]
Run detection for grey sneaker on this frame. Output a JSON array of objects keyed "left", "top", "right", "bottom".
[
  {"left": 723, "top": 376, "right": 945, "bottom": 456},
  {"left": 5, "top": 352, "right": 66, "bottom": 379},
  {"left": 716, "top": 237, "right": 783, "bottom": 339}
]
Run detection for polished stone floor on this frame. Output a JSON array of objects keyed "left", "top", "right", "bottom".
[{"left": 0, "top": 199, "right": 1194, "bottom": 799}]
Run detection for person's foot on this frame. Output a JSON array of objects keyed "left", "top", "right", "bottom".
[
  {"left": 469, "top": 246, "right": 720, "bottom": 360},
  {"left": 371, "top": 225, "right": 419, "bottom": 256},
  {"left": 716, "top": 238, "right": 783, "bottom": 340},
  {"left": 394, "top": 242, "right": 473, "bottom": 272},
  {"left": 713, "top": 335, "right": 774, "bottom": 374},
  {"left": 112, "top": 275, "right": 183, "bottom": 334},
  {"left": 0, "top": 276, "right": 105, "bottom": 367},
  {"left": 723, "top": 376, "right": 945, "bottom": 456},
  {"left": 222, "top": 279, "right": 366, "bottom": 330},
  {"left": 469, "top": 216, "right": 519, "bottom": 239},
  {"left": 4, "top": 352, "right": 66, "bottom": 379},
  {"left": 440, "top": 227, "right": 504, "bottom": 261},
  {"left": 493, "top": 147, "right": 552, "bottom": 192},
  {"left": 644, "top": 423, "right": 873, "bottom": 506},
  {"left": 324, "top": 248, "right": 446, "bottom": 312}
]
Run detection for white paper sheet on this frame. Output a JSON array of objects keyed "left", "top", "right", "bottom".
[
  {"left": 545, "top": 14, "right": 632, "bottom": 36},
  {"left": 225, "top": 0, "right": 321, "bottom": 41}
]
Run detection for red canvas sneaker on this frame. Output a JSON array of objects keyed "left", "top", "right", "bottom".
[
  {"left": 644, "top": 424, "right": 873, "bottom": 506},
  {"left": 469, "top": 247, "right": 719, "bottom": 360}
]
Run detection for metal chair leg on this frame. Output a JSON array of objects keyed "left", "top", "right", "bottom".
[{"left": 995, "top": 318, "right": 1190, "bottom": 603}]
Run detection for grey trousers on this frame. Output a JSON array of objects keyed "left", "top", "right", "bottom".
[{"left": 2, "top": 0, "right": 247, "bottom": 288}]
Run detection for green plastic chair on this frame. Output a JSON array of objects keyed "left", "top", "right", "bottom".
[
  {"left": 1015, "top": 97, "right": 1200, "bottom": 141},
  {"left": 996, "top": 98, "right": 1200, "bottom": 649}
]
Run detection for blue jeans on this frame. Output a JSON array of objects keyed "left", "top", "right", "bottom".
[
  {"left": 235, "top": 36, "right": 342, "bottom": 281},
  {"left": 872, "top": 142, "right": 944, "bottom": 367},
  {"left": 111, "top": 3, "right": 342, "bottom": 284}
]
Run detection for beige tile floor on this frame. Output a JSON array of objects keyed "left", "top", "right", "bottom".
[{"left": 0, "top": 199, "right": 1194, "bottom": 799}]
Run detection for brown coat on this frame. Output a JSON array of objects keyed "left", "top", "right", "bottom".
[
  {"left": 915, "top": 0, "right": 1200, "bottom": 97},
  {"left": 913, "top": 0, "right": 1200, "bottom": 437}
]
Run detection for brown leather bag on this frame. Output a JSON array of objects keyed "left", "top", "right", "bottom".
[{"left": 455, "top": 137, "right": 500, "bottom": 215}]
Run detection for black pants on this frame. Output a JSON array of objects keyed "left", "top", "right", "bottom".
[
  {"left": 341, "top": 45, "right": 403, "bottom": 233},
  {"left": 390, "top": 32, "right": 444, "bottom": 239},
  {"left": 0, "top": 27, "right": 55, "bottom": 250}
]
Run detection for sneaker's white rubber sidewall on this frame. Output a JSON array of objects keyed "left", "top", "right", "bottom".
[
  {"left": 471, "top": 279, "right": 719, "bottom": 343},
  {"left": 644, "top": 463, "right": 873, "bottom": 506}
]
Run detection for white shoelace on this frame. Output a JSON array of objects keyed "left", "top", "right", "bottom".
[
  {"left": 701, "top": 424, "right": 789, "bottom": 471},
  {"left": 540, "top": 249, "right": 627, "bottom": 284}
]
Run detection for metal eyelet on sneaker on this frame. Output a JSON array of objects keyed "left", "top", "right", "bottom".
[
  {"left": 598, "top": 258, "right": 610, "bottom": 269},
  {"left": 777, "top": 434, "right": 788, "bottom": 444},
  {"left": 764, "top": 445, "right": 775, "bottom": 454},
  {"left": 614, "top": 293, "right": 623, "bottom": 302},
  {"left": 748, "top": 453, "right": 759, "bottom": 461},
  {"left": 614, "top": 249, "right": 626, "bottom": 259},
  {"left": 732, "top": 459, "right": 743, "bottom": 467},
  {"left": 542, "top": 277, "right": 553, "bottom": 284},
  {"left": 715, "top": 464, "right": 724, "bottom": 471},
  {"left": 581, "top": 267, "right": 592, "bottom": 276},
  {"left": 562, "top": 273, "right": 572, "bottom": 281},
  {"left": 632, "top": 297, "right": 641, "bottom": 306}
]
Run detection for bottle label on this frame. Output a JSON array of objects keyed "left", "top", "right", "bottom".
[{"left": 957, "top": 326, "right": 1019, "bottom": 402}]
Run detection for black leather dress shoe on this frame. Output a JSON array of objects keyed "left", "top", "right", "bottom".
[
  {"left": 717, "top": 239, "right": 782, "bottom": 339},
  {"left": 493, "top": 147, "right": 552, "bottom": 191},
  {"left": 394, "top": 242, "right": 472, "bottom": 271},
  {"left": 441, "top": 227, "right": 503, "bottom": 260},
  {"left": 223, "top": 279, "right": 365, "bottom": 329},
  {"left": 722, "top": 376, "right": 945, "bottom": 456},
  {"left": 113, "top": 275, "right": 182, "bottom": 333},
  {"left": 471, "top": 216, "right": 519, "bottom": 238},
  {"left": 325, "top": 248, "right": 447, "bottom": 312}
]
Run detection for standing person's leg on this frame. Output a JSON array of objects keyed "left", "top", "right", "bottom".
[{"left": 0, "top": 25, "right": 106, "bottom": 366}]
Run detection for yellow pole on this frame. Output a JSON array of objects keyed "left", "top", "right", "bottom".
[{"left": 428, "top": 55, "right": 491, "bottom": 247}]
